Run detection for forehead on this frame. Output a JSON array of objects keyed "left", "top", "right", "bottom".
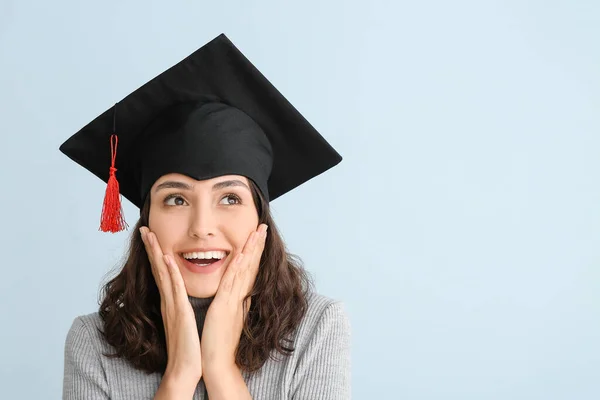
[{"left": 152, "top": 173, "right": 250, "bottom": 188}]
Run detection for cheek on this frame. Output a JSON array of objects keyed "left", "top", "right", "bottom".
[
  {"left": 148, "top": 207, "right": 187, "bottom": 250},
  {"left": 224, "top": 209, "right": 260, "bottom": 250}
]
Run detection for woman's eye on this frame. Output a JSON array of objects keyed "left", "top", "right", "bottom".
[
  {"left": 220, "top": 194, "right": 241, "bottom": 205},
  {"left": 164, "top": 195, "right": 187, "bottom": 206}
]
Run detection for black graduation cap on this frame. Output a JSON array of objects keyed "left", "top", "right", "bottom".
[{"left": 59, "top": 33, "right": 342, "bottom": 233}]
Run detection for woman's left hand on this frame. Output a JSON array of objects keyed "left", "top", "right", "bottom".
[{"left": 201, "top": 223, "right": 268, "bottom": 372}]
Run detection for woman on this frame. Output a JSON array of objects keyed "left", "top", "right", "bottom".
[{"left": 60, "top": 34, "right": 351, "bottom": 399}]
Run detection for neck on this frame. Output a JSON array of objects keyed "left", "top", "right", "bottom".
[
  {"left": 187, "top": 295, "right": 214, "bottom": 335},
  {"left": 188, "top": 295, "right": 214, "bottom": 309}
]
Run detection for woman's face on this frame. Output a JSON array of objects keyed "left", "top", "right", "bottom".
[{"left": 148, "top": 173, "right": 259, "bottom": 298}]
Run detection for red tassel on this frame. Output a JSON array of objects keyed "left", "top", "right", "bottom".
[{"left": 99, "top": 134, "right": 128, "bottom": 233}]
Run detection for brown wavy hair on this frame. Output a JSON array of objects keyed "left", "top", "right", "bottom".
[{"left": 98, "top": 179, "right": 312, "bottom": 374}]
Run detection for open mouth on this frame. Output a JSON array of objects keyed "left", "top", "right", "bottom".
[
  {"left": 179, "top": 250, "right": 230, "bottom": 273},
  {"left": 186, "top": 258, "right": 221, "bottom": 267}
]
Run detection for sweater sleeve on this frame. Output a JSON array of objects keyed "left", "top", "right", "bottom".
[
  {"left": 292, "top": 301, "right": 352, "bottom": 400},
  {"left": 63, "top": 316, "right": 110, "bottom": 400}
]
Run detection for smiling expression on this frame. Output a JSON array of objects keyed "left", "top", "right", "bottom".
[{"left": 147, "top": 173, "right": 260, "bottom": 298}]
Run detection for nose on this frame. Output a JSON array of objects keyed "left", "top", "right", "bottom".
[{"left": 187, "top": 206, "right": 217, "bottom": 239}]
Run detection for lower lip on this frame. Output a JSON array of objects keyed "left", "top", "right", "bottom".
[{"left": 180, "top": 255, "right": 228, "bottom": 274}]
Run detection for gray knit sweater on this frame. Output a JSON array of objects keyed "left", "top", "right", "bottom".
[{"left": 62, "top": 291, "right": 351, "bottom": 399}]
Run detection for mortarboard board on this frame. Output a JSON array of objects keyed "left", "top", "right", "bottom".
[{"left": 59, "top": 33, "right": 342, "bottom": 233}]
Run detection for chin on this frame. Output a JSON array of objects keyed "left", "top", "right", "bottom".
[
  {"left": 177, "top": 259, "right": 227, "bottom": 299},
  {"left": 185, "top": 283, "right": 218, "bottom": 298}
]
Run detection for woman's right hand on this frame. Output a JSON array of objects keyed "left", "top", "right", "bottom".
[{"left": 140, "top": 226, "right": 202, "bottom": 393}]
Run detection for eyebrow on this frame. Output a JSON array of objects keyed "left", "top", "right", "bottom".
[
  {"left": 154, "top": 179, "right": 250, "bottom": 193},
  {"left": 212, "top": 179, "right": 250, "bottom": 191}
]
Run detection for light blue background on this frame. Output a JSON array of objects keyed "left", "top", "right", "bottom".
[{"left": 1, "top": 1, "right": 599, "bottom": 399}]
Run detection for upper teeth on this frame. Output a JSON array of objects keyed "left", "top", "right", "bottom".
[{"left": 182, "top": 250, "right": 227, "bottom": 260}]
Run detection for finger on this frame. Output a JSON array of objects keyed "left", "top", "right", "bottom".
[
  {"left": 148, "top": 232, "right": 174, "bottom": 309},
  {"left": 250, "top": 224, "right": 268, "bottom": 270},
  {"left": 233, "top": 225, "right": 267, "bottom": 300},
  {"left": 220, "top": 229, "right": 257, "bottom": 289},
  {"left": 141, "top": 229, "right": 162, "bottom": 288},
  {"left": 140, "top": 227, "right": 158, "bottom": 266},
  {"left": 239, "top": 225, "right": 267, "bottom": 299},
  {"left": 163, "top": 254, "right": 190, "bottom": 308},
  {"left": 215, "top": 225, "right": 266, "bottom": 301},
  {"left": 140, "top": 228, "right": 163, "bottom": 294},
  {"left": 140, "top": 229, "right": 174, "bottom": 346},
  {"left": 241, "top": 227, "right": 262, "bottom": 257},
  {"left": 215, "top": 252, "right": 244, "bottom": 298},
  {"left": 143, "top": 229, "right": 174, "bottom": 312}
]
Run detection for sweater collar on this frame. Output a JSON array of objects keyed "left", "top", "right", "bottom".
[
  {"left": 187, "top": 295, "right": 214, "bottom": 334},
  {"left": 188, "top": 295, "right": 214, "bottom": 310}
]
